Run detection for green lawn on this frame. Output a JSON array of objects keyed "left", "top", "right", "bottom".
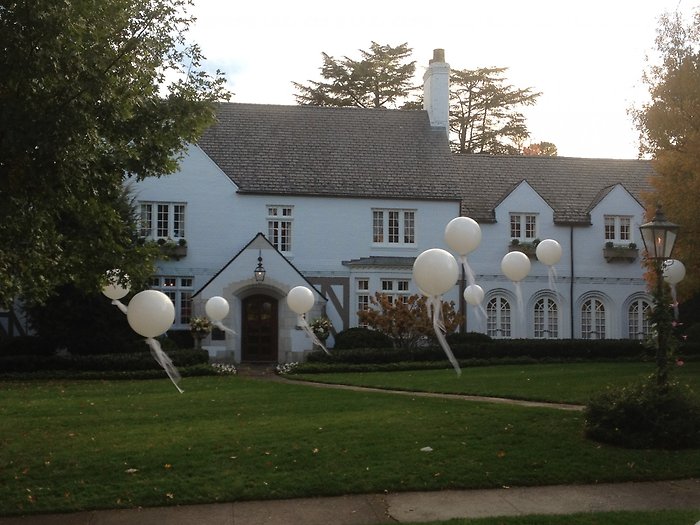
[
  {"left": 292, "top": 361, "right": 700, "bottom": 404},
  {"left": 1, "top": 374, "right": 700, "bottom": 516},
  {"left": 398, "top": 509, "right": 700, "bottom": 525}
]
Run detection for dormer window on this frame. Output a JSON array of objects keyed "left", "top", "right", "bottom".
[
  {"left": 510, "top": 213, "right": 537, "bottom": 241},
  {"left": 604, "top": 215, "right": 632, "bottom": 244}
]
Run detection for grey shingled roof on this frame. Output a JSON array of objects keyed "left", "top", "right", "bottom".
[
  {"left": 198, "top": 103, "right": 655, "bottom": 225},
  {"left": 451, "top": 155, "right": 655, "bottom": 224},
  {"left": 198, "top": 103, "right": 458, "bottom": 202}
]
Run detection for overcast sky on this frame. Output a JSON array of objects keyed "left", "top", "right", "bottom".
[{"left": 187, "top": 0, "right": 697, "bottom": 159}]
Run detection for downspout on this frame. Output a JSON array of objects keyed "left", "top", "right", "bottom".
[{"left": 570, "top": 226, "right": 575, "bottom": 339}]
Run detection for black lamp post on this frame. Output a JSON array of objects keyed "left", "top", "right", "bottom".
[
  {"left": 639, "top": 205, "right": 680, "bottom": 387},
  {"left": 254, "top": 250, "right": 266, "bottom": 282}
]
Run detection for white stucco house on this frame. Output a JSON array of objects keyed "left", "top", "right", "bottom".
[{"left": 128, "top": 49, "right": 656, "bottom": 364}]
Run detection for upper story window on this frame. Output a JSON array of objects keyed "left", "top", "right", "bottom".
[
  {"left": 510, "top": 213, "right": 537, "bottom": 241},
  {"left": 268, "top": 205, "right": 293, "bottom": 253},
  {"left": 604, "top": 215, "right": 632, "bottom": 243},
  {"left": 140, "top": 202, "right": 186, "bottom": 240},
  {"left": 372, "top": 209, "right": 415, "bottom": 245}
]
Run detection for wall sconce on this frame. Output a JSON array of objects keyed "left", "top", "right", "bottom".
[{"left": 254, "top": 250, "right": 266, "bottom": 282}]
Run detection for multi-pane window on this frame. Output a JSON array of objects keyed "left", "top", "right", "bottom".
[
  {"left": 149, "top": 276, "right": 194, "bottom": 327},
  {"left": 604, "top": 215, "right": 632, "bottom": 243},
  {"left": 140, "top": 202, "right": 186, "bottom": 240},
  {"left": 381, "top": 279, "right": 410, "bottom": 304},
  {"left": 356, "top": 278, "right": 370, "bottom": 327},
  {"left": 268, "top": 206, "right": 293, "bottom": 252},
  {"left": 372, "top": 209, "right": 416, "bottom": 245},
  {"left": 581, "top": 298, "right": 606, "bottom": 339},
  {"left": 534, "top": 297, "right": 558, "bottom": 338},
  {"left": 487, "top": 296, "right": 511, "bottom": 338},
  {"left": 510, "top": 213, "right": 537, "bottom": 241},
  {"left": 628, "top": 298, "right": 652, "bottom": 340}
]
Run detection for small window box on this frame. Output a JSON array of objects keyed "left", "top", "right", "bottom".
[
  {"left": 155, "top": 238, "right": 188, "bottom": 260},
  {"left": 509, "top": 239, "right": 539, "bottom": 258},
  {"left": 603, "top": 242, "right": 638, "bottom": 263}
]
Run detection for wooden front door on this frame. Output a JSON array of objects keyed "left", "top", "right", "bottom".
[{"left": 241, "top": 294, "right": 278, "bottom": 362}]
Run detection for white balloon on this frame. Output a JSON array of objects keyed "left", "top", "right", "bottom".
[
  {"left": 501, "top": 251, "right": 531, "bottom": 282},
  {"left": 287, "top": 286, "right": 315, "bottom": 315},
  {"left": 126, "top": 290, "right": 175, "bottom": 338},
  {"left": 444, "top": 216, "right": 482, "bottom": 256},
  {"left": 413, "top": 248, "right": 459, "bottom": 296},
  {"left": 463, "top": 284, "right": 484, "bottom": 305},
  {"left": 205, "top": 296, "right": 230, "bottom": 321},
  {"left": 102, "top": 269, "right": 130, "bottom": 300},
  {"left": 664, "top": 259, "right": 686, "bottom": 285},
  {"left": 536, "top": 239, "right": 562, "bottom": 266}
]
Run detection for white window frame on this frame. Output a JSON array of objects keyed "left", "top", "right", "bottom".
[
  {"left": 372, "top": 209, "right": 416, "bottom": 246},
  {"left": 628, "top": 298, "right": 652, "bottom": 340},
  {"left": 149, "top": 275, "right": 194, "bottom": 327},
  {"left": 604, "top": 215, "right": 632, "bottom": 244},
  {"left": 380, "top": 278, "right": 410, "bottom": 304},
  {"left": 581, "top": 298, "right": 606, "bottom": 340},
  {"left": 267, "top": 205, "right": 293, "bottom": 253},
  {"left": 487, "top": 295, "right": 511, "bottom": 338},
  {"left": 510, "top": 213, "right": 538, "bottom": 241},
  {"left": 140, "top": 202, "right": 186, "bottom": 240},
  {"left": 533, "top": 297, "right": 558, "bottom": 339}
]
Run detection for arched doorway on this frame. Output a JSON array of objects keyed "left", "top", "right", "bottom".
[{"left": 241, "top": 294, "right": 278, "bottom": 362}]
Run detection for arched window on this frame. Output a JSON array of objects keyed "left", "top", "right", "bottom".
[
  {"left": 628, "top": 298, "right": 652, "bottom": 340},
  {"left": 487, "top": 296, "right": 511, "bottom": 338},
  {"left": 581, "top": 298, "right": 605, "bottom": 339},
  {"left": 534, "top": 297, "right": 558, "bottom": 338}
]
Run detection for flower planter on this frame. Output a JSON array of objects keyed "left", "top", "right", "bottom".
[
  {"left": 508, "top": 243, "right": 537, "bottom": 258},
  {"left": 603, "top": 246, "right": 638, "bottom": 263}
]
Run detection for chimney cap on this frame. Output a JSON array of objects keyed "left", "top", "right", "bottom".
[{"left": 429, "top": 48, "right": 445, "bottom": 64}]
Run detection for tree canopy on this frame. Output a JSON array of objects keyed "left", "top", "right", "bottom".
[
  {"left": 0, "top": 0, "right": 229, "bottom": 306},
  {"left": 292, "top": 42, "right": 416, "bottom": 108},
  {"left": 449, "top": 67, "right": 541, "bottom": 154},
  {"left": 632, "top": 9, "right": 700, "bottom": 298}
]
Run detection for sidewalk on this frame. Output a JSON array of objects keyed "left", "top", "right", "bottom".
[{"left": 1, "top": 479, "right": 698, "bottom": 525}]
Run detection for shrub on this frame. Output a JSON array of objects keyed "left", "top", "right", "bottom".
[
  {"left": 333, "top": 327, "right": 392, "bottom": 350},
  {"left": 446, "top": 331, "right": 493, "bottom": 345},
  {"left": 585, "top": 379, "right": 700, "bottom": 449}
]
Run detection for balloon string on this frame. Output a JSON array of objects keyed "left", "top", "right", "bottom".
[
  {"left": 213, "top": 320, "right": 236, "bottom": 335},
  {"left": 112, "top": 299, "right": 128, "bottom": 314},
  {"left": 547, "top": 266, "right": 560, "bottom": 296},
  {"left": 298, "top": 315, "right": 330, "bottom": 355},
  {"left": 458, "top": 256, "right": 476, "bottom": 287},
  {"left": 429, "top": 296, "right": 461, "bottom": 376},
  {"left": 670, "top": 284, "right": 679, "bottom": 320},
  {"left": 146, "top": 337, "right": 184, "bottom": 394}
]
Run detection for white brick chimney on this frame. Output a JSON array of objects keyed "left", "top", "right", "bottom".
[{"left": 423, "top": 48, "right": 450, "bottom": 134}]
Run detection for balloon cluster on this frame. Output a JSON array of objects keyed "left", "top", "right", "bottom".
[
  {"left": 101, "top": 270, "right": 182, "bottom": 393},
  {"left": 287, "top": 285, "right": 330, "bottom": 355}
]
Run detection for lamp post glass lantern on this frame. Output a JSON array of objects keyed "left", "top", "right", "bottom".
[
  {"left": 254, "top": 250, "right": 266, "bottom": 282},
  {"left": 639, "top": 205, "right": 680, "bottom": 387}
]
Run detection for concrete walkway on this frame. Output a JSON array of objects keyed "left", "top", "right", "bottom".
[{"left": 0, "top": 479, "right": 698, "bottom": 524}]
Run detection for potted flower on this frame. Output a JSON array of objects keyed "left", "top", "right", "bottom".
[
  {"left": 190, "top": 316, "right": 212, "bottom": 350},
  {"left": 309, "top": 317, "right": 333, "bottom": 344}
]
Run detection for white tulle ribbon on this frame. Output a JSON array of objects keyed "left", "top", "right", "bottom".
[
  {"left": 112, "top": 300, "right": 128, "bottom": 314},
  {"left": 298, "top": 315, "right": 330, "bottom": 355},
  {"left": 457, "top": 255, "right": 476, "bottom": 287},
  {"left": 212, "top": 320, "right": 237, "bottom": 335},
  {"left": 146, "top": 337, "right": 184, "bottom": 394},
  {"left": 670, "top": 284, "right": 680, "bottom": 320},
  {"left": 547, "top": 266, "right": 559, "bottom": 295},
  {"left": 427, "top": 296, "right": 461, "bottom": 376}
]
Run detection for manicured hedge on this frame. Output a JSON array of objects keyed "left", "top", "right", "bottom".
[
  {"left": 0, "top": 348, "right": 209, "bottom": 373},
  {"left": 308, "top": 338, "right": 700, "bottom": 365}
]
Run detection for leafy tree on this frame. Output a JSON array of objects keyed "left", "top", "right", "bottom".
[
  {"left": 292, "top": 42, "right": 416, "bottom": 108},
  {"left": 523, "top": 141, "right": 558, "bottom": 156},
  {"left": 358, "top": 293, "right": 462, "bottom": 349},
  {"left": 632, "top": 10, "right": 700, "bottom": 298},
  {"left": 449, "top": 67, "right": 541, "bottom": 154},
  {"left": 0, "top": 0, "right": 229, "bottom": 307}
]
